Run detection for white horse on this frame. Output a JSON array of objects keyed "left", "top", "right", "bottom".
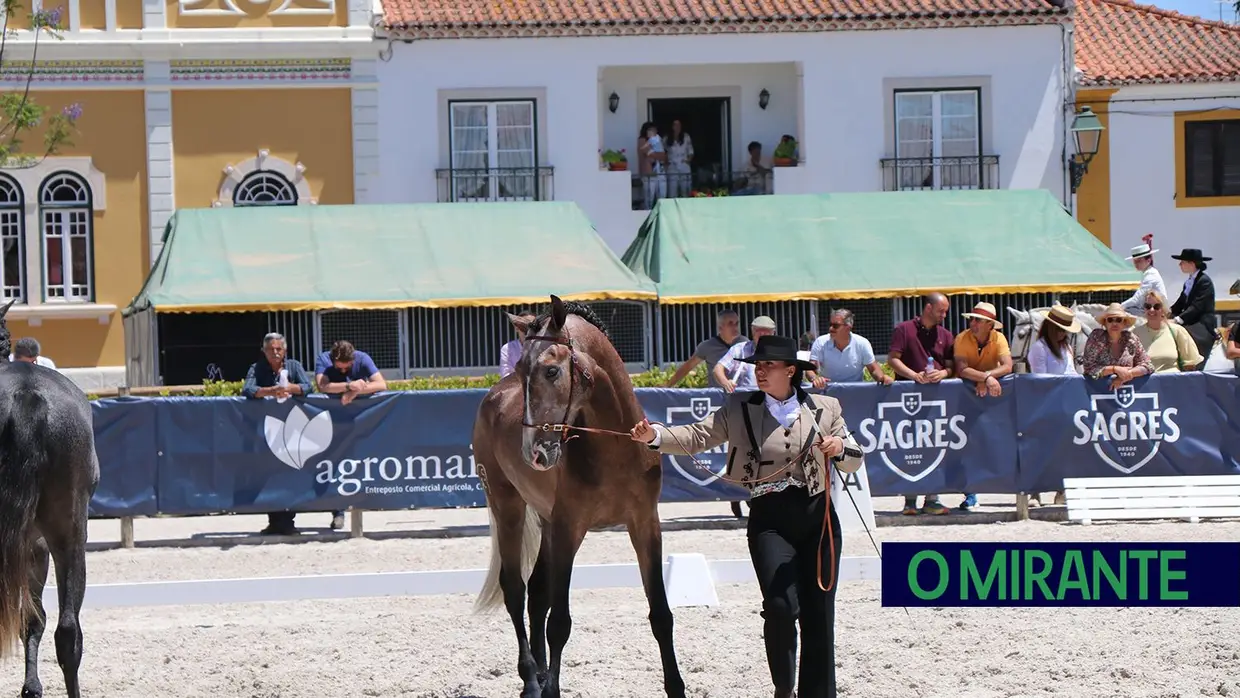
[{"left": 1007, "top": 302, "right": 1234, "bottom": 374}]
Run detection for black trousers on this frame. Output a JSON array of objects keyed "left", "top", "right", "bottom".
[{"left": 747, "top": 485, "right": 843, "bottom": 698}]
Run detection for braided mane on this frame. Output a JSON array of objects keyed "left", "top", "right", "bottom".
[{"left": 534, "top": 301, "right": 611, "bottom": 340}]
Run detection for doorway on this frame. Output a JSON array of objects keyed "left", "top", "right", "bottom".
[{"left": 647, "top": 97, "right": 732, "bottom": 190}]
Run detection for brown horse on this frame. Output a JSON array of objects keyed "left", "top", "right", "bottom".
[{"left": 471, "top": 295, "right": 686, "bottom": 698}]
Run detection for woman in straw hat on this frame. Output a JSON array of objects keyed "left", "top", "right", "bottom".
[
  {"left": 1028, "top": 304, "right": 1083, "bottom": 376},
  {"left": 1081, "top": 303, "right": 1154, "bottom": 389}
]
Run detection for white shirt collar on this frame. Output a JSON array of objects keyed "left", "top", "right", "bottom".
[{"left": 764, "top": 392, "right": 802, "bottom": 429}]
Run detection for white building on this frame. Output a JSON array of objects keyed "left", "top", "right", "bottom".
[
  {"left": 372, "top": 0, "right": 1078, "bottom": 255},
  {"left": 1071, "top": 0, "right": 1240, "bottom": 316}
]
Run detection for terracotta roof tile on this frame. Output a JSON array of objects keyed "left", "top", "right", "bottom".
[
  {"left": 1075, "top": 0, "right": 1240, "bottom": 85},
  {"left": 379, "top": 0, "right": 1066, "bottom": 34}
]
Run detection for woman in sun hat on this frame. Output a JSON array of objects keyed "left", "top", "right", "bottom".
[
  {"left": 1081, "top": 303, "right": 1154, "bottom": 390},
  {"left": 1026, "top": 304, "right": 1082, "bottom": 506},
  {"left": 1120, "top": 234, "right": 1167, "bottom": 316}
]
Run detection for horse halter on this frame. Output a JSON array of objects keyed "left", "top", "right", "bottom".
[{"left": 520, "top": 330, "right": 595, "bottom": 443}]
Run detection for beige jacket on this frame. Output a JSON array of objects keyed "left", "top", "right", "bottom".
[{"left": 651, "top": 390, "right": 862, "bottom": 497}]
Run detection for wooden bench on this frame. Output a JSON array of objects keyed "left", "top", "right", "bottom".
[{"left": 1064, "top": 475, "right": 1240, "bottom": 525}]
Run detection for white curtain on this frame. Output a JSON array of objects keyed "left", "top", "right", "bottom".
[
  {"left": 895, "top": 91, "right": 979, "bottom": 190},
  {"left": 451, "top": 102, "right": 536, "bottom": 200}
]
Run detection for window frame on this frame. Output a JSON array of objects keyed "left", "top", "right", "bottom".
[
  {"left": 892, "top": 87, "right": 984, "bottom": 190},
  {"left": 233, "top": 169, "right": 300, "bottom": 207},
  {"left": 1183, "top": 119, "right": 1240, "bottom": 199},
  {"left": 38, "top": 171, "right": 94, "bottom": 304},
  {"left": 0, "top": 174, "right": 25, "bottom": 303},
  {"left": 445, "top": 98, "right": 541, "bottom": 202}
]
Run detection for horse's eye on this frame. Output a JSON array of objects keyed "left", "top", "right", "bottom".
[{"left": 545, "top": 366, "right": 560, "bottom": 380}]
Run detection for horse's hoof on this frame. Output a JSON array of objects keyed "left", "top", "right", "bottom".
[{"left": 21, "top": 684, "right": 44, "bottom": 698}]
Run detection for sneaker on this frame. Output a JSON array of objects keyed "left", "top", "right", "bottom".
[
  {"left": 922, "top": 501, "right": 950, "bottom": 515},
  {"left": 902, "top": 505, "right": 919, "bottom": 516},
  {"left": 1028, "top": 495, "right": 1042, "bottom": 508},
  {"left": 1053, "top": 491, "right": 1067, "bottom": 505},
  {"left": 330, "top": 512, "right": 345, "bottom": 531},
  {"left": 260, "top": 522, "right": 298, "bottom": 536}
]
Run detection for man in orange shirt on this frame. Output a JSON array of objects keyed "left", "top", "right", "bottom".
[{"left": 952, "top": 302, "right": 1013, "bottom": 512}]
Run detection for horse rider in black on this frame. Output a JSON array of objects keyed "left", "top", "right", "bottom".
[{"left": 1169, "top": 248, "right": 1218, "bottom": 367}]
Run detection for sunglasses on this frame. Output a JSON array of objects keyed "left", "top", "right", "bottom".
[
  {"left": 829, "top": 323, "right": 843, "bottom": 329},
  {"left": 1106, "top": 317, "right": 1127, "bottom": 324},
  {"left": 1144, "top": 303, "right": 1162, "bottom": 310}
]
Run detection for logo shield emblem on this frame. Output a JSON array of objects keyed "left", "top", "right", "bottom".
[
  {"left": 689, "top": 397, "right": 712, "bottom": 421},
  {"left": 1114, "top": 385, "right": 1136, "bottom": 409},
  {"left": 865, "top": 391, "right": 961, "bottom": 482},
  {"left": 1084, "top": 389, "right": 1173, "bottom": 475},
  {"left": 664, "top": 399, "right": 727, "bottom": 486},
  {"left": 901, "top": 393, "right": 923, "bottom": 417}
]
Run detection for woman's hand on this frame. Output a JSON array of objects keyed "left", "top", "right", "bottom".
[
  {"left": 630, "top": 418, "right": 656, "bottom": 444},
  {"left": 1109, "top": 366, "right": 1131, "bottom": 390},
  {"left": 818, "top": 436, "right": 844, "bottom": 459}
]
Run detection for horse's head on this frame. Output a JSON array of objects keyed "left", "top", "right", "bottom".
[
  {"left": 515, "top": 294, "right": 605, "bottom": 472},
  {"left": 0, "top": 298, "right": 14, "bottom": 357}
]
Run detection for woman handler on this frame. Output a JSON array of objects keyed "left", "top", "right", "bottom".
[{"left": 630, "top": 334, "right": 862, "bottom": 698}]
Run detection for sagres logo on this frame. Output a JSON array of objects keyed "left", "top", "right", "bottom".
[
  {"left": 265, "top": 405, "right": 332, "bottom": 470},
  {"left": 263, "top": 403, "right": 481, "bottom": 496},
  {"left": 855, "top": 392, "right": 967, "bottom": 482},
  {"left": 665, "top": 397, "right": 729, "bottom": 486},
  {"left": 1071, "top": 384, "right": 1180, "bottom": 474}
]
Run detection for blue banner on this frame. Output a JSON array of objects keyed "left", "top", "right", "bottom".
[{"left": 83, "top": 373, "right": 1240, "bottom": 518}]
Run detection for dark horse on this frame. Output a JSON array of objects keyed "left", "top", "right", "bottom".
[
  {"left": 0, "top": 299, "right": 99, "bottom": 698},
  {"left": 471, "top": 295, "right": 686, "bottom": 698}
]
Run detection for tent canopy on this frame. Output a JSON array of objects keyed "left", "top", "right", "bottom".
[
  {"left": 125, "top": 201, "right": 657, "bottom": 314},
  {"left": 621, "top": 189, "right": 1140, "bottom": 304}
]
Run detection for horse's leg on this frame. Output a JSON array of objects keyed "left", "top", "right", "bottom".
[
  {"left": 526, "top": 521, "right": 552, "bottom": 685},
  {"left": 541, "top": 514, "right": 587, "bottom": 698},
  {"left": 491, "top": 487, "right": 545, "bottom": 698},
  {"left": 44, "top": 514, "right": 87, "bottom": 698},
  {"left": 628, "top": 504, "right": 687, "bottom": 698},
  {"left": 20, "top": 536, "right": 50, "bottom": 698}
]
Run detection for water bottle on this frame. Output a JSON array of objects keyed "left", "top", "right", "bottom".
[
  {"left": 277, "top": 368, "right": 289, "bottom": 404},
  {"left": 926, "top": 356, "right": 935, "bottom": 374}
]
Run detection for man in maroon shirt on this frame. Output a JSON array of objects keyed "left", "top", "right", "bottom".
[{"left": 887, "top": 293, "right": 955, "bottom": 515}]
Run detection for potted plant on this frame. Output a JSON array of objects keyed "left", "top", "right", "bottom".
[
  {"left": 772, "top": 136, "right": 798, "bottom": 167},
  {"left": 601, "top": 149, "right": 628, "bottom": 171}
]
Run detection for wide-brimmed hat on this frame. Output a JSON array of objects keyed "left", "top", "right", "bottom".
[
  {"left": 961, "top": 302, "right": 1003, "bottom": 329},
  {"left": 1037, "top": 304, "right": 1081, "bottom": 333},
  {"left": 1171, "top": 248, "right": 1212, "bottom": 263},
  {"left": 1126, "top": 243, "right": 1158, "bottom": 260},
  {"left": 738, "top": 335, "right": 817, "bottom": 371},
  {"left": 1095, "top": 303, "right": 1137, "bottom": 328}
]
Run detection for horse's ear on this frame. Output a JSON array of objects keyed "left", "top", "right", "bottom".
[
  {"left": 506, "top": 312, "right": 533, "bottom": 334},
  {"left": 0, "top": 298, "right": 15, "bottom": 319},
  {"left": 549, "top": 295, "right": 567, "bottom": 330}
]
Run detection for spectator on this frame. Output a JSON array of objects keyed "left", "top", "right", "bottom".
[
  {"left": 797, "top": 331, "right": 815, "bottom": 391},
  {"left": 713, "top": 315, "right": 777, "bottom": 392},
  {"left": 887, "top": 293, "right": 954, "bottom": 516},
  {"left": 1119, "top": 236, "right": 1167, "bottom": 316},
  {"left": 242, "top": 332, "right": 314, "bottom": 537},
  {"left": 1026, "top": 304, "right": 1082, "bottom": 507},
  {"left": 500, "top": 309, "right": 536, "bottom": 378},
  {"left": 952, "top": 302, "right": 1013, "bottom": 512},
  {"left": 1134, "top": 290, "right": 1202, "bottom": 373},
  {"left": 808, "top": 309, "right": 892, "bottom": 387},
  {"left": 9, "top": 337, "right": 56, "bottom": 369},
  {"left": 733, "top": 141, "right": 772, "bottom": 195},
  {"left": 664, "top": 309, "right": 747, "bottom": 388},
  {"left": 316, "top": 340, "right": 387, "bottom": 407},
  {"left": 1081, "top": 303, "right": 1154, "bottom": 388}
]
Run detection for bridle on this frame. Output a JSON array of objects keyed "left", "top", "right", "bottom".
[{"left": 518, "top": 329, "right": 614, "bottom": 443}]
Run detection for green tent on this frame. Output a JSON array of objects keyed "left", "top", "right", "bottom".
[
  {"left": 124, "top": 201, "right": 657, "bottom": 314},
  {"left": 621, "top": 189, "right": 1139, "bottom": 304}
]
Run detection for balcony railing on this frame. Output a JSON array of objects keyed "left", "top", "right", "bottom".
[
  {"left": 435, "top": 167, "right": 555, "bottom": 203},
  {"left": 631, "top": 169, "right": 774, "bottom": 211},
  {"left": 880, "top": 155, "right": 1000, "bottom": 192}
]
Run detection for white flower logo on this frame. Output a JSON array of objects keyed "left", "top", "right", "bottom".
[{"left": 264, "top": 404, "right": 333, "bottom": 470}]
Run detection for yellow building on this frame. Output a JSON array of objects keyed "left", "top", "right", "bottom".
[{"left": 0, "top": 0, "right": 377, "bottom": 389}]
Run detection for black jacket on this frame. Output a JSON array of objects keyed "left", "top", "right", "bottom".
[{"left": 1171, "top": 271, "right": 1218, "bottom": 341}]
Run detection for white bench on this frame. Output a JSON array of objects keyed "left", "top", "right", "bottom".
[{"left": 1064, "top": 475, "right": 1240, "bottom": 525}]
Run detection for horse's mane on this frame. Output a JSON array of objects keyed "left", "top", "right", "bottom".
[{"left": 534, "top": 301, "right": 611, "bottom": 341}]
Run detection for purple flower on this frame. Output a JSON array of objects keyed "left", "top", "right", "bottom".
[
  {"left": 35, "top": 6, "right": 64, "bottom": 28},
  {"left": 61, "top": 102, "right": 82, "bottom": 120}
]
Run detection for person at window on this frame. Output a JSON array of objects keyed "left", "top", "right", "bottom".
[
  {"left": 242, "top": 332, "right": 314, "bottom": 537},
  {"left": 499, "top": 309, "right": 536, "bottom": 378},
  {"left": 887, "top": 292, "right": 954, "bottom": 516},
  {"left": 1119, "top": 235, "right": 1167, "bottom": 316},
  {"left": 734, "top": 141, "right": 772, "bottom": 195},
  {"left": 714, "top": 315, "right": 778, "bottom": 393},
  {"left": 952, "top": 302, "right": 1013, "bottom": 513},
  {"left": 628, "top": 334, "right": 862, "bottom": 698},
  {"left": 807, "top": 309, "right": 892, "bottom": 386},
  {"left": 9, "top": 337, "right": 56, "bottom": 369},
  {"left": 1025, "top": 304, "right": 1081, "bottom": 507},
  {"left": 1134, "top": 290, "right": 1202, "bottom": 373},
  {"left": 663, "top": 309, "right": 747, "bottom": 388},
  {"left": 638, "top": 121, "right": 667, "bottom": 209},
  {"left": 1168, "top": 248, "right": 1218, "bottom": 367},
  {"left": 1081, "top": 303, "right": 1154, "bottom": 388},
  {"left": 665, "top": 119, "right": 695, "bottom": 198}
]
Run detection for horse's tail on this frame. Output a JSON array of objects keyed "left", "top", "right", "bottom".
[
  {"left": 474, "top": 500, "right": 542, "bottom": 614},
  {"left": 0, "top": 389, "right": 48, "bottom": 657}
]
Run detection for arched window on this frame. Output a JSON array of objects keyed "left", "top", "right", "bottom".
[
  {"left": 234, "top": 170, "right": 298, "bottom": 207},
  {"left": 39, "top": 172, "right": 93, "bottom": 302},
  {"left": 0, "top": 176, "right": 24, "bottom": 302}
]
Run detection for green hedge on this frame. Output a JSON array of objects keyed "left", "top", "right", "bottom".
[{"left": 88, "top": 361, "right": 895, "bottom": 400}]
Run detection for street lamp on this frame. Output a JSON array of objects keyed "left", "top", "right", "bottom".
[{"left": 1068, "top": 106, "right": 1104, "bottom": 193}]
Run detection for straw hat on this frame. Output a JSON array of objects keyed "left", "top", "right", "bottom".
[
  {"left": 1037, "top": 304, "right": 1081, "bottom": 333},
  {"left": 961, "top": 301, "right": 1003, "bottom": 329},
  {"left": 1095, "top": 303, "right": 1137, "bottom": 329}
]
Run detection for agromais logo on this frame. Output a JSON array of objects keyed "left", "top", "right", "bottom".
[
  {"left": 263, "top": 403, "right": 481, "bottom": 496},
  {"left": 1071, "top": 384, "right": 1180, "bottom": 474},
  {"left": 854, "top": 391, "right": 967, "bottom": 482}
]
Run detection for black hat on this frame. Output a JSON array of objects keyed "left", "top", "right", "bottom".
[
  {"left": 738, "top": 335, "right": 817, "bottom": 372},
  {"left": 1171, "top": 248, "right": 1212, "bottom": 263}
]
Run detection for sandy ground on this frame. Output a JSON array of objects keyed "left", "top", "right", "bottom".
[{"left": 4, "top": 502, "right": 1240, "bottom": 697}]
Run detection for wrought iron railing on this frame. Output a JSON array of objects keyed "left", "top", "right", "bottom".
[
  {"left": 435, "top": 166, "right": 555, "bottom": 203},
  {"left": 631, "top": 169, "right": 774, "bottom": 211},
  {"left": 880, "top": 155, "right": 1000, "bottom": 192}
]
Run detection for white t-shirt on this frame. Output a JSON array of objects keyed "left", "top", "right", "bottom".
[
  {"left": 9, "top": 354, "right": 56, "bottom": 369},
  {"left": 1027, "top": 338, "right": 1077, "bottom": 375}
]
